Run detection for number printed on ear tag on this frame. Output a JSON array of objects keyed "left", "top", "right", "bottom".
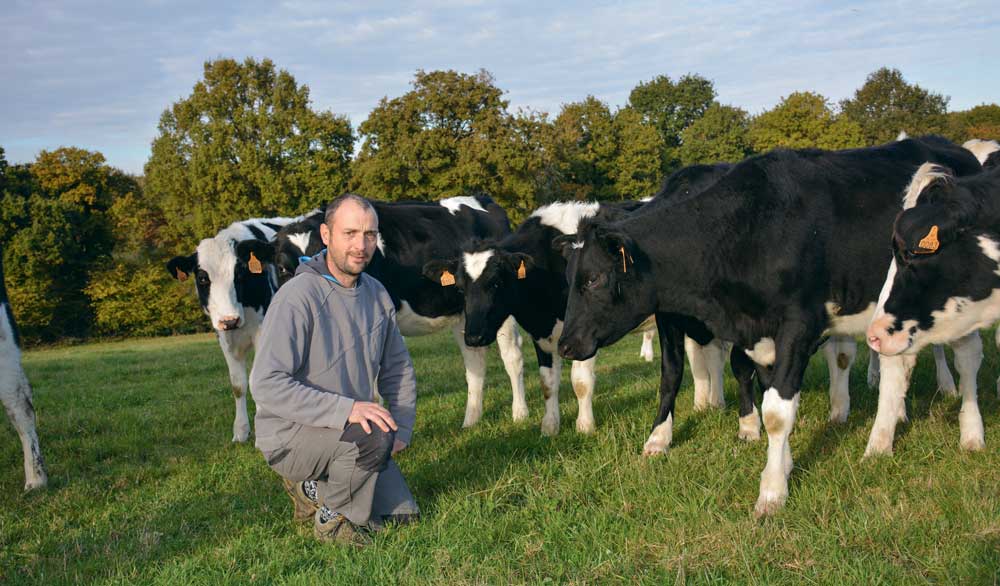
[
  {"left": 248, "top": 252, "right": 263, "bottom": 274},
  {"left": 440, "top": 270, "right": 456, "bottom": 286}
]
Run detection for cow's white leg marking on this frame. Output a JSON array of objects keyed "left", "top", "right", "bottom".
[
  {"left": 642, "top": 413, "right": 672, "bottom": 456},
  {"left": 0, "top": 307, "right": 46, "bottom": 490},
  {"left": 537, "top": 320, "right": 564, "bottom": 436},
  {"left": 867, "top": 348, "right": 880, "bottom": 389},
  {"left": 639, "top": 329, "right": 655, "bottom": 362},
  {"left": 739, "top": 406, "right": 761, "bottom": 441},
  {"left": 755, "top": 388, "right": 799, "bottom": 517},
  {"left": 822, "top": 335, "right": 855, "bottom": 423},
  {"left": 864, "top": 353, "right": 916, "bottom": 457},
  {"left": 570, "top": 356, "right": 597, "bottom": 434},
  {"left": 952, "top": 331, "right": 985, "bottom": 451},
  {"left": 451, "top": 317, "right": 487, "bottom": 428},
  {"left": 686, "top": 337, "right": 726, "bottom": 410},
  {"left": 932, "top": 344, "right": 958, "bottom": 397},
  {"left": 496, "top": 316, "right": 528, "bottom": 422},
  {"left": 219, "top": 328, "right": 253, "bottom": 443}
]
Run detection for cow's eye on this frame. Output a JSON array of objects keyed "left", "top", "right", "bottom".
[
  {"left": 197, "top": 274, "right": 210, "bottom": 285},
  {"left": 584, "top": 274, "right": 605, "bottom": 290}
]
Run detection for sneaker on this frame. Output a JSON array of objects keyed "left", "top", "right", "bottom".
[
  {"left": 314, "top": 506, "right": 371, "bottom": 547},
  {"left": 282, "top": 478, "right": 319, "bottom": 523}
]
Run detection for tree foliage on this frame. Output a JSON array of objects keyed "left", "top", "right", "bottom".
[
  {"left": 945, "top": 104, "right": 1000, "bottom": 143},
  {"left": 353, "top": 69, "right": 552, "bottom": 220},
  {"left": 0, "top": 148, "right": 131, "bottom": 341},
  {"left": 749, "top": 92, "right": 865, "bottom": 152},
  {"left": 677, "top": 103, "right": 752, "bottom": 166},
  {"left": 628, "top": 74, "right": 716, "bottom": 171},
  {"left": 840, "top": 67, "right": 949, "bottom": 145},
  {"left": 145, "top": 57, "right": 353, "bottom": 251}
]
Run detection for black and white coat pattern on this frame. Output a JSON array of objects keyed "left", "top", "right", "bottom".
[
  {"left": 167, "top": 216, "right": 307, "bottom": 442},
  {"left": 556, "top": 136, "right": 981, "bottom": 516},
  {"left": 0, "top": 251, "right": 47, "bottom": 490},
  {"left": 269, "top": 195, "right": 528, "bottom": 429}
]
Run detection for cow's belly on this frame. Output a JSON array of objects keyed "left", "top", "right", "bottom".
[
  {"left": 824, "top": 301, "right": 876, "bottom": 336},
  {"left": 396, "top": 300, "right": 460, "bottom": 337}
]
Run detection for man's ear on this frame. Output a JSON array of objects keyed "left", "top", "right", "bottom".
[
  {"left": 236, "top": 240, "right": 275, "bottom": 274},
  {"left": 505, "top": 252, "right": 535, "bottom": 279},
  {"left": 423, "top": 259, "right": 459, "bottom": 286},
  {"left": 166, "top": 254, "right": 197, "bottom": 281}
]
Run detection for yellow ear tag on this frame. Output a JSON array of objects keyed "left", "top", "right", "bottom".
[
  {"left": 248, "top": 252, "right": 263, "bottom": 274},
  {"left": 176, "top": 269, "right": 188, "bottom": 282},
  {"left": 440, "top": 270, "right": 456, "bottom": 286},
  {"left": 915, "top": 225, "right": 940, "bottom": 254},
  {"left": 517, "top": 260, "right": 526, "bottom": 280}
]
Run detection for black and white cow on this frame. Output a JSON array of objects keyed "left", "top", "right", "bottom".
[
  {"left": 556, "top": 136, "right": 981, "bottom": 516},
  {"left": 868, "top": 163, "right": 1000, "bottom": 450},
  {"left": 1, "top": 251, "right": 47, "bottom": 490},
  {"left": 167, "top": 215, "right": 307, "bottom": 442},
  {"left": 963, "top": 138, "right": 1000, "bottom": 165},
  {"left": 268, "top": 195, "right": 529, "bottom": 428}
]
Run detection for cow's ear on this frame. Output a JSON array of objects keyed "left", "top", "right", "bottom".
[
  {"left": 166, "top": 254, "right": 197, "bottom": 282},
  {"left": 236, "top": 240, "right": 275, "bottom": 274},
  {"left": 505, "top": 252, "right": 535, "bottom": 279},
  {"left": 423, "top": 259, "right": 459, "bottom": 286},
  {"left": 552, "top": 234, "right": 580, "bottom": 257},
  {"left": 596, "top": 228, "right": 638, "bottom": 274},
  {"left": 896, "top": 204, "right": 963, "bottom": 255}
]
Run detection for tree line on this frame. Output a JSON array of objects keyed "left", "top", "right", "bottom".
[{"left": 3, "top": 57, "right": 998, "bottom": 342}]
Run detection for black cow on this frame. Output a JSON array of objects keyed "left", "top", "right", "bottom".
[
  {"left": 167, "top": 215, "right": 308, "bottom": 442},
  {"left": 556, "top": 136, "right": 981, "bottom": 516},
  {"left": 269, "top": 195, "right": 529, "bottom": 429},
  {"left": 869, "top": 164, "right": 1000, "bottom": 445},
  {"left": 983, "top": 150, "right": 1000, "bottom": 170},
  {"left": 0, "top": 250, "right": 47, "bottom": 490}
]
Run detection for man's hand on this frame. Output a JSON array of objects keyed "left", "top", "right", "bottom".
[
  {"left": 392, "top": 440, "right": 407, "bottom": 455},
  {"left": 348, "top": 401, "right": 398, "bottom": 434}
]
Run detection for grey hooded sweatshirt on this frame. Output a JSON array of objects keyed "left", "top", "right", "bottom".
[{"left": 249, "top": 253, "right": 417, "bottom": 455}]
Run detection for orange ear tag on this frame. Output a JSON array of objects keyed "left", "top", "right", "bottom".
[
  {"left": 177, "top": 269, "right": 188, "bottom": 282},
  {"left": 517, "top": 260, "right": 526, "bottom": 280},
  {"left": 440, "top": 270, "right": 456, "bottom": 286},
  {"left": 915, "top": 225, "right": 940, "bottom": 254},
  {"left": 620, "top": 246, "right": 628, "bottom": 273},
  {"left": 248, "top": 252, "right": 263, "bottom": 274}
]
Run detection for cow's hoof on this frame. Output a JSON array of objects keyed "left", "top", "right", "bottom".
[
  {"left": 232, "top": 428, "right": 250, "bottom": 443},
  {"left": 642, "top": 442, "right": 668, "bottom": 456},
  {"left": 863, "top": 432, "right": 894, "bottom": 458},
  {"left": 24, "top": 477, "right": 47, "bottom": 491},
  {"left": 828, "top": 407, "right": 849, "bottom": 424},
  {"left": 640, "top": 349, "right": 654, "bottom": 362},
  {"left": 754, "top": 491, "right": 786, "bottom": 518},
  {"left": 576, "top": 418, "right": 596, "bottom": 435},
  {"left": 960, "top": 435, "right": 986, "bottom": 452},
  {"left": 511, "top": 404, "right": 529, "bottom": 422},
  {"left": 540, "top": 417, "right": 560, "bottom": 437}
]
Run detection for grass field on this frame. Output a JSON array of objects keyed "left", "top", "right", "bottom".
[{"left": 2, "top": 329, "right": 1000, "bottom": 585}]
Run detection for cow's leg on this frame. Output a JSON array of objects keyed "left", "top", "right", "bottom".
[
  {"left": 864, "top": 353, "right": 917, "bottom": 457},
  {"left": 1, "top": 369, "right": 47, "bottom": 490},
  {"left": 533, "top": 340, "right": 563, "bottom": 436},
  {"left": 219, "top": 332, "right": 252, "bottom": 443},
  {"left": 755, "top": 318, "right": 819, "bottom": 517},
  {"left": 822, "top": 335, "right": 856, "bottom": 424},
  {"left": 952, "top": 331, "right": 985, "bottom": 451},
  {"left": 496, "top": 316, "right": 528, "bottom": 422},
  {"left": 643, "top": 314, "right": 686, "bottom": 456},
  {"left": 933, "top": 344, "right": 958, "bottom": 397},
  {"left": 451, "top": 318, "right": 488, "bottom": 428},
  {"left": 639, "top": 329, "right": 655, "bottom": 362},
  {"left": 570, "top": 357, "right": 597, "bottom": 434},
  {"left": 867, "top": 348, "right": 880, "bottom": 389},
  {"left": 686, "top": 336, "right": 726, "bottom": 411},
  {"left": 731, "top": 346, "right": 760, "bottom": 441}
]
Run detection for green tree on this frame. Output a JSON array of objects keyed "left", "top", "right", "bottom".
[
  {"left": 628, "top": 74, "right": 716, "bottom": 171},
  {"left": 0, "top": 148, "right": 130, "bottom": 341},
  {"left": 677, "top": 103, "right": 752, "bottom": 166},
  {"left": 353, "top": 69, "right": 553, "bottom": 220},
  {"left": 749, "top": 92, "right": 865, "bottom": 152},
  {"left": 840, "top": 67, "right": 949, "bottom": 145},
  {"left": 945, "top": 104, "right": 1000, "bottom": 143},
  {"left": 610, "top": 107, "right": 665, "bottom": 199},
  {"left": 145, "top": 57, "right": 353, "bottom": 251},
  {"left": 550, "top": 96, "right": 619, "bottom": 201}
]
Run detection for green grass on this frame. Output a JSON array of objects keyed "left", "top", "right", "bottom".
[{"left": 2, "top": 329, "right": 1000, "bottom": 585}]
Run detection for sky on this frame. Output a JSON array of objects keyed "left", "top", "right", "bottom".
[{"left": 2, "top": 0, "right": 998, "bottom": 175}]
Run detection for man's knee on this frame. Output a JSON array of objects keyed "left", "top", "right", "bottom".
[{"left": 343, "top": 424, "right": 395, "bottom": 472}]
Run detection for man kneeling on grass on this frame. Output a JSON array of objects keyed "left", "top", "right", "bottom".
[{"left": 250, "top": 193, "right": 419, "bottom": 547}]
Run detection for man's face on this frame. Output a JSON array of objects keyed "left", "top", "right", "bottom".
[{"left": 320, "top": 201, "right": 379, "bottom": 276}]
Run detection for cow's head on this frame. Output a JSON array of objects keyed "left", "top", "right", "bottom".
[
  {"left": 272, "top": 219, "right": 325, "bottom": 287},
  {"left": 556, "top": 221, "right": 655, "bottom": 360},
  {"left": 424, "top": 244, "right": 535, "bottom": 347},
  {"left": 868, "top": 167, "right": 1000, "bottom": 355},
  {"left": 166, "top": 236, "right": 275, "bottom": 331}
]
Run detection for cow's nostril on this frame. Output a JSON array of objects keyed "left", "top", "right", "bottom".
[{"left": 219, "top": 318, "right": 240, "bottom": 331}]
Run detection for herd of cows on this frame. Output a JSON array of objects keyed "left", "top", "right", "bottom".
[{"left": 4, "top": 133, "right": 1000, "bottom": 517}]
